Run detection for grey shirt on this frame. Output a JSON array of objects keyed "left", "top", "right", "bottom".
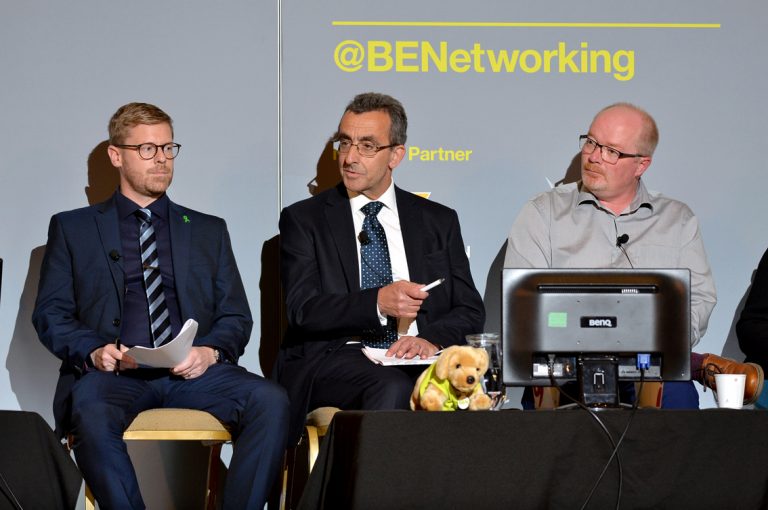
[{"left": 504, "top": 179, "right": 717, "bottom": 347}]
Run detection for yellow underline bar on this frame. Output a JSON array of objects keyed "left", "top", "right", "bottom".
[{"left": 332, "top": 21, "right": 720, "bottom": 29}]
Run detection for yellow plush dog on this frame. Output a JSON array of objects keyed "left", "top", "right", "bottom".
[{"left": 410, "top": 345, "right": 492, "bottom": 411}]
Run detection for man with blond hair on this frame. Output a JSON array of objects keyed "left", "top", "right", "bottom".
[{"left": 33, "top": 102, "right": 288, "bottom": 509}]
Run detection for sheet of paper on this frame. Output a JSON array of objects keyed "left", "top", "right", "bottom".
[
  {"left": 124, "top": 319, "right": 198, "bottom": 368},
  {"left": 362, "top": 346, "right": 438, "bottom": 366}
]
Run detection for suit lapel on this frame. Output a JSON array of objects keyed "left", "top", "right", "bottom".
[
  {"left": 396, "top": 186, "right": 426, "bottom": 282},
  {"left": 168, "top": 201, "right": 191, "bottom": 302},
  {"left": 95, "top": 196, "right": 125, "bottom": 309},
  {"left": 325, "top": 184, "right": 359, "bottom": 290}
]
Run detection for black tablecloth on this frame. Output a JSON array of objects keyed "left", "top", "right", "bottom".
[
  {"left": 299, "top": 409, "right": 768, "bottom": 510},
  {"left": 0, "top": 411, "right": 81, "bottom": 510}
]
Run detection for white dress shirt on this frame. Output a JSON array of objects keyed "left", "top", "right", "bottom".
[{"left": 350, "top": 181, "right": 419, "bottom": 337}]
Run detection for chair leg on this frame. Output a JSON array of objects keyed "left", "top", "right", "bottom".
[
  {"left": 84, "top": 483, "right": 95, "bottom": 510},
  {"left": 205, "top": 443, "right": 224, "bottom": 510},
  {"left": 635, "top": 381, "right": 664, "bottom": 408},
  {"left": 306, "top": 426, "right": 320, "bottom": 472},
  {"left": 283, "top": 430, "right": 313, "bottom": 510},
  {"left": 281, "top": 448, "right": 298, "bottom": 510},
  {"left": 279, "top": 454, "right": 288, "bottom": 510},
  {"left": 281, "top": 424, "right": 327, "bottom": 510}
]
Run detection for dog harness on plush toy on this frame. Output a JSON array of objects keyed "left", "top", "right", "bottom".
[{"left": 417, "top": 363, "right": 472, "bottom": 410}]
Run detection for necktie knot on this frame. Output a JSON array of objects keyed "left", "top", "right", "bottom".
[
  {"left": 135, "top": 208, "right": 152, "bottom": 225},
  {"left": 361, "top": 201, "right": 384, "bottom": 217}
]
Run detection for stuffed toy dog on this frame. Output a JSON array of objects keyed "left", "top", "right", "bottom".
[{"left": 410, "top": 345, "right": 492, "bottom": 411}]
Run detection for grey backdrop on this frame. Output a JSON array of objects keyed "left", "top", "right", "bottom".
[{"left": 2, "top": 0, "right": 766, "bottom": 430}]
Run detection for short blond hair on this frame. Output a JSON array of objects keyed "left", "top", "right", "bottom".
[{"left": 108, "top": 102, "right": 173, "bottom": 145}]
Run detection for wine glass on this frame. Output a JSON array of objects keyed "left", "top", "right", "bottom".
[{"left": 466, "top": 333, "right": 506, "bottom": 410}]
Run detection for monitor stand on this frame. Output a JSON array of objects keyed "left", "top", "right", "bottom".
[{"left": 551, "top": 355, "right": 635, "bottom": 410}]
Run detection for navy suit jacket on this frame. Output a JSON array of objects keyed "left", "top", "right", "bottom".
[
  {"left": 32, "top": 193, "right": 252, "bottom": 436},
  {"left": 275, "top": 183, "right": 485, "bottom": 441}
]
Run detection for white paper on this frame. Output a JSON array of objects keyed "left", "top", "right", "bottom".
[
  {"left": 124, "top": 319, "right": 198, "bottom": 368},
  {"left": 361, "top": 346, "right": 438, "bottom": 366}
]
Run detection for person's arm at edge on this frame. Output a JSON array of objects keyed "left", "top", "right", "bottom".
[{"left": 737, "top": 247, "right": 768, "bottom": 363}]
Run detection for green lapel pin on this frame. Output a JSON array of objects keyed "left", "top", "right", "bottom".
[{"left": 183, "top": 215, "right": 190, "bottom": 224}]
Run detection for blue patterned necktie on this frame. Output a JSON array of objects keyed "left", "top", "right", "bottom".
[
  {"left": 136, "top": 209, "right": 172, "bottom": 347},
  {"left": 360, "top": 201, "right": 399, "bottom": 348}
]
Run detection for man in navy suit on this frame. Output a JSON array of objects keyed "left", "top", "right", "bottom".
[
  {"left": 33, "top": 102, "right": 289, "bottom": 509},
  {"left": 275, "top": 92, "right": 485, "bottom": 443}
]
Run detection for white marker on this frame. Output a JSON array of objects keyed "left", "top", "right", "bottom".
[{"left": 420, "top": 278, "right": 445, "bottom": 292}]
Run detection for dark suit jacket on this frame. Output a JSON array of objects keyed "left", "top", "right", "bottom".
[
  {"left": 275, "top": 183, "right": 485, "bottom": 442},
  {"left": 738, "top": 246, "right": 768, "bottom": 370},
  {"left": 32, "top": 193, "right": 252, "bottom": 436}
]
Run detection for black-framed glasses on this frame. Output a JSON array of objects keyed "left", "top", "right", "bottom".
[
  {"left": 114, "top": 142, "right": 181, "bottom": 160},
  {"left": 333, "top": 139, "right": 396, "bottom": 158},
  {"left": 579, "top": 135, "right": 644, "bottom": 165}
]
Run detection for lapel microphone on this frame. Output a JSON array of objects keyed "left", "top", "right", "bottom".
[
  {"left": 615, "top": 234, "right": 634, "bottom": 268},
  {"left": 358, "top": 231, "right": 370, "bottom": 245},
  {"left": 109, "top": 250, "right": 121, "bottom": 261}
]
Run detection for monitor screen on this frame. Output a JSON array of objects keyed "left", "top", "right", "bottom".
[{"left": 502, "top": 268, "right": 691, "bottom": 387}]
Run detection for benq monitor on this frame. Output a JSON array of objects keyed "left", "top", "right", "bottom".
[{"left": 502, "top": 268, "right": 691, "bottom": 392}]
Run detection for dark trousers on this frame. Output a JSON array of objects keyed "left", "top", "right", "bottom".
[
  {"left": 308, "top": 343, "right": 425, "bottom": 411},
  {"left": 69, "top": 363, "right": 289, "bottom": 510}
]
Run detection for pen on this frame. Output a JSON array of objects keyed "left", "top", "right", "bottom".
[
  {"left": 114, "top": 338, "right": 121, "bottom": 376},
  {"left": 420, "top": 278, "right": 445, "bottom": 292}
]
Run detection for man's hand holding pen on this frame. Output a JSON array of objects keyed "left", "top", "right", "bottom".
[{"left": 376, "top": 278, "right": 444, "bottom": 319}]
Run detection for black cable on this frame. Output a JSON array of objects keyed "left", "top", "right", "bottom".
[
  {"left": 614, "top": 224, "right": 633, "bottom": 268},
  {"left": 618, "top": 244, "right": 634, "bottom": 269},
  {"left": 546, "top": 361, "right": 624, "bottom": 510},
  {"left": 579, "top": 371, "right": 645, "bottom": 510}
]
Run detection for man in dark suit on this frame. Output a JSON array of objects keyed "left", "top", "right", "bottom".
[
  {"left": 275, "top": 92, "right": 485, "bottom": 443},
  {"left": 737, "top": 246, "right": 768, "bottom": 407},
  {"left": 32, "top": 102, "right": 289, "bottom": 509}
]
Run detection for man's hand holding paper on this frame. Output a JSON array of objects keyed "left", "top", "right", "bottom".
[{"left": 124, "top": 319, "right": 198, "bottom": 368}]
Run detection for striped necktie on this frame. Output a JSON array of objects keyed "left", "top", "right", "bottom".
[
  {"left": 136, "top": 208, "right": 172, "bottom": 347},
  {"left": 360, "top": 201, "right": 399, "bottom": 348}
]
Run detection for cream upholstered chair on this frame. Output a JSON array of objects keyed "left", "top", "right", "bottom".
[
  {"left": 303, "top": 406, "right": 338, "bottom": 472},
  {"left": 83, "top": 408, "right": 231, "bottom": 510},
  {"left": 634, "top": 382, "right": 664, "bottom": 408},
  {"left": 280, "top": 406, "right": 339, "bottom": 510}
]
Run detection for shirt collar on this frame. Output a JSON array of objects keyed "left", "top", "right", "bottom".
[
  {"left": 576, "top": 179, "right": 653, "bottom": 215},
  {"left": 349, "top": 180, "right": 398, "bottom": 216},
  {"left": 116, "top": 190, "right": 170, "bottom": 221}
]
